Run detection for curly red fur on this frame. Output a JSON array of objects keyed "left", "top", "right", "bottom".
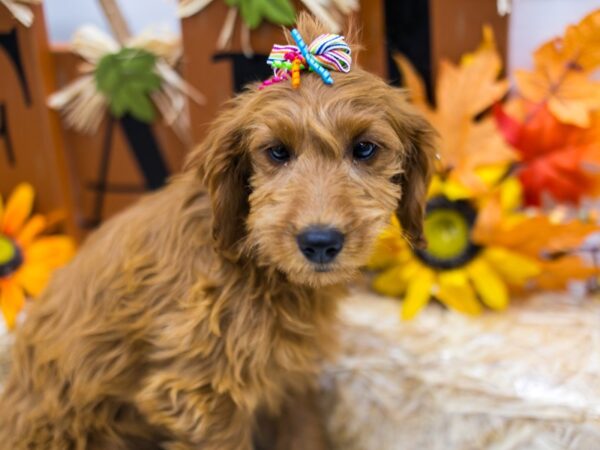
[{"left": 0, "top": 14, "right": 435, "bottom": 450}]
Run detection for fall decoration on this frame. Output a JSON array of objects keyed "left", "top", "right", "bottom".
[
  {"left": 0, "top": 184, "right": 75, "bottom": 330},
  {"left": 177, "top": 0, "right": 358, "bottom": 56},
  {"left": 48, "top": 26, "right": 204, "bottom": 142},
  {"left": 370, "top": 25, "right": 599, "bottom": 319},
  {"left": 369, "top": 169, "right": 546, "bottom": 319},
  {"left": 0, "top": 0, "right": 41, "bottom": 27},
  {"left": 178, "top": 0, "right": 358, "bottom": 30},
  {"left": 495, "top": 10, "right": 600, "bottom": 206},
  {"left": 95, "top": 47, "right": 162, "bottom": 123}
]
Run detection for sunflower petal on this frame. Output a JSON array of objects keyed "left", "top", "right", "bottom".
[
  {"left": 476, "top": 165, "right": 506, "bottom": 186},
  {"left": 428, "top": 176, "right": 444, "bottom": 197},
  {"left": 442, "top": 178, "right": 472, "bottom": 200},
  {"left": 368, "top": 228, "right": 411, "bottom": 269},
  {"left": 14, "top": 264, "right": 51, "bottom": 297},
  {"left": 2, "top": 183, "right": 34, "bottom": 236},
  {"left": 0, "top": 281, "right": 25, "bottom": 330},
  {"left": 436, "top": 269, "right": 482, "bottom": 315},
  {"left": 16, "top": 214, "right": 47, "bottom": 247},
  {"left": 373, "top": 266, "right": 407, "bottom": 297},
  {"left": 25, "top": 236, "right": 75, "bottom": 268},
  {"left": 466, "top": 258, "right": 508, "bottom": 310},
  {"left": 483, "top": 247, "right": 540, "bottom": 285},
  {"left": 373, "top": 260, "right": 422, "bottom": 297},
  {"left": 401, "top": 268, "right": 435, "bottom": 320}
]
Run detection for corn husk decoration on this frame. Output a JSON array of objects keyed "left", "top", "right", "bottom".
[
  {"left": 0, "top": 0, "right": 41, "bottom": 27},
  {"left": 177, "top": 0, "right": 358, "bottom": 56},
  {"left": 48, "top": 26, "right": 204, "bottom": 143}
]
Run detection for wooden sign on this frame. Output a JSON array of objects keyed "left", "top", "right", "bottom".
[
  {"left": 0, "top": 5, "right": 76, "bottom": 235},
  {"left": 430, "top": 0, "right": 509, "bottom": 77},
  {"left": 51, "top": 49, "right": 189, "bottom": 231}
]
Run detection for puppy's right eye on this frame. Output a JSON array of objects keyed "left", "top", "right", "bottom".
[
  {"left": 267, "top": 145, "right": 291, "bottom": 164},
  {"left": 352, "top": 141, "right": 379, "bottom": 161}
]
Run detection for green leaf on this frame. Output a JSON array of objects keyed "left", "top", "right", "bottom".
[
  {"left": 238, "top": 0, "right": 296, "bottom": 29},
  {"left": 261, "top": 0, "right": 295, "bottom": 26},
  {"left": 127, "top": 89, "right": 156, "bottom": 123},
  {"left": 109, "top": 88, "right": 129, "bottom": 118},
  {"left": 94, "top": 47, "right": 161, "bottom": 124},
  {"left": 239, "top": 0, "right": 261, "bottom": 29}
]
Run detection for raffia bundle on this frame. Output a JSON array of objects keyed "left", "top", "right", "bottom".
[
  {"left": 178, "top": 0, "right": 358, "bottom": 31},
  {"left": 48, "top": 26, "right": 204, "bottom": 143},
  {"left": 177, "top": 0, "right": 358, "bottom": 56}
]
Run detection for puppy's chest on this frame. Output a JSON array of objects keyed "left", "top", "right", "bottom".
[
  {"left": 239, "top": 328, "right": 324, "bottom": 413},
  {"left": 224, "top": 296, "right": 335, "bottom": 411}
]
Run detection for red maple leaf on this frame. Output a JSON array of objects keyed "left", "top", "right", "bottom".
[{"left": 494, "top": 104, "right": 600, "bottom": 206}]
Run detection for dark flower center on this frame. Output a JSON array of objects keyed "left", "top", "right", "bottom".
[
  {"left": 414, "top": 196, "right": 481, "bottom": 270},
  {"left": 0, "top": 235, "right": 23, "bottom": 278}
]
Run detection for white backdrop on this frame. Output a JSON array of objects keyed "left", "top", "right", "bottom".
[{"left": 45, "top": 0, "right": 180, "bottom": 42}]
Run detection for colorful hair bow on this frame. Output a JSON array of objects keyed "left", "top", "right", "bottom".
[{"left": 261, "top": 29, "right": 352, "bottom": 89}]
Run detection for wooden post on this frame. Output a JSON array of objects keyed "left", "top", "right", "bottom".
[
  {"left": 97, "top": 0, "right": 131, "bottom": 43},
  {"left": 429, "top": 0, "right": 509, "bottom": 77},
  {"left": 51, "top": 36, "right": 188, "bottom": 232}
]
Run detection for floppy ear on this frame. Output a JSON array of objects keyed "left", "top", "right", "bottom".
[
  {"left": 392, "top": 103, "right": 437, "bottom": 248},
  {"left": 185, "top": 100, "right": 252, "bottom": 256}
]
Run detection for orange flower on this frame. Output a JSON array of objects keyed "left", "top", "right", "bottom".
[{"left": 0, "top": 184, "right": 75, "bottom": 330}]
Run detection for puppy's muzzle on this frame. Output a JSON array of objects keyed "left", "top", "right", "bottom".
[{"left": 296, "top": 227, "right": 345, "bottom": 264}]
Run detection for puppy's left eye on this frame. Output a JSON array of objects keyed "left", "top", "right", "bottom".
[{"left": 352, "top": 141, "right": 378, "bottom": 161}]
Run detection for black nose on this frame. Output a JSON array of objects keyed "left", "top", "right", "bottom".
[{"left": 296, "top": 227, "right": 345, "bottom": 264}]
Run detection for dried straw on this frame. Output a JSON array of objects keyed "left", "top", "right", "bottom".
[{"left": 320, "top": 290, "right": 600, "bottom": 450}]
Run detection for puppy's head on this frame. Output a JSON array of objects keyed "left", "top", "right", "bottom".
[{"left": 190, "top": 14, "right": 436, "bottom": 287}]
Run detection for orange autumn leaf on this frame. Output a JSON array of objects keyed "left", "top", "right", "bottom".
[
  {"left": 562, "top": 9, "right": 600, "bottom": 70},
  {"left": 515, "top": 9, "right": 600, "bottom": 127},
  {"left": 436, "top": 26, "right": 508, "bottom": 122},
  {"left": 535, "top": 256, "right": 597, "bottom": 291},
  {"left": 393, "top": 54, "right": 429, "bottom": 113},
  {"left": 477, "top": 214, "right": 598, "bottom": 259},
  {"left": 394, "top": 27, "right": 516, "bottom": 191},
  {"left": 474, "top": 200, "right": 599, "bottom": 290}
]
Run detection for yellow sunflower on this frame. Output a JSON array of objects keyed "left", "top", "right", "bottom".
[
  {"left": 369, "top": 167, "right": 540, "bottom": 320},
  {"left": 0, "top": 183, "right": 75, "bottom": 329}
]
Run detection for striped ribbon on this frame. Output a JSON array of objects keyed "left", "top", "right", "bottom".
[{"left": 262, "top": 29, "right": 352, "bottom": 89}]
